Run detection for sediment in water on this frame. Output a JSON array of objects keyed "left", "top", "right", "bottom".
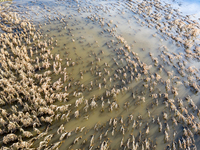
[{"left": 0, "top": 0, "right": 200, "bottom": 149}]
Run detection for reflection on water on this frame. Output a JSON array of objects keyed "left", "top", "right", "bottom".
[{"left": 0, "top": 0, "right": 200, "bottom": 149}]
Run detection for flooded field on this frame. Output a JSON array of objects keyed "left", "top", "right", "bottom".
[{"left": 0, "top": 0, "right": 200, "bottom": 149}]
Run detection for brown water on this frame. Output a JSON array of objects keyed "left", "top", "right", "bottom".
[{"left": 0, "top": 0, "right": 200, "bottom": 149}]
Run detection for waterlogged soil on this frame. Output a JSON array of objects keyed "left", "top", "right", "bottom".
[{"left": 0, "top": 0, "right": 200, "bottom": 149}]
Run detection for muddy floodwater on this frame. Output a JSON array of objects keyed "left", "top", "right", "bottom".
[{"left": 0, "top": 0, "right": 200, "bottom": 149}]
